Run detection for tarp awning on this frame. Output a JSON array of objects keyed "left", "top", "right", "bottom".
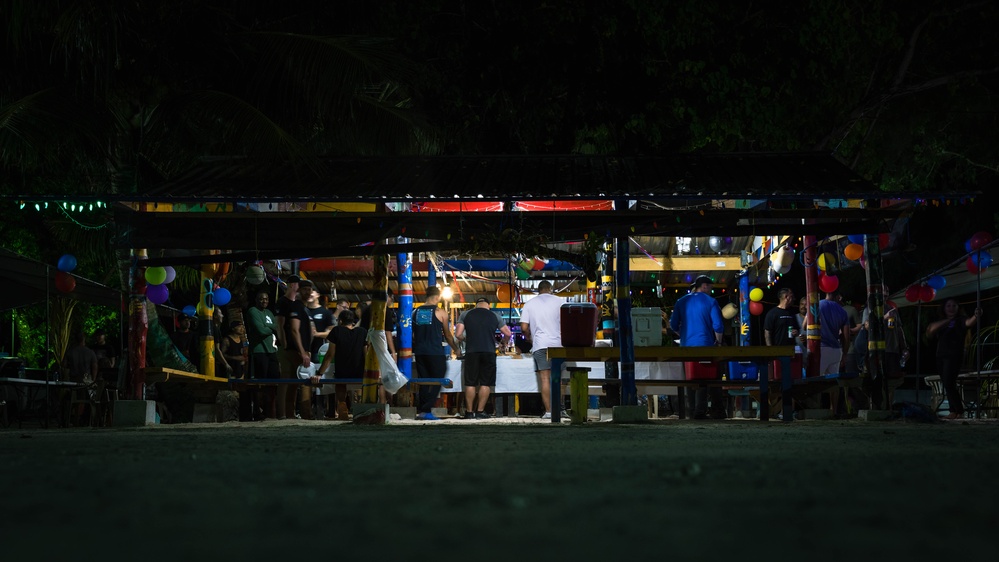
[{"left": 0, "top": 248, "right": 124, "bottom": 311}]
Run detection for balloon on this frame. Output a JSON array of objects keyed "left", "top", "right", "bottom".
[
  {"left": 970, "top": 231, "right": 994, "bottom": 251},
  {"left": 919, "top": 285, "right": 935, "bottom": 303},
  {"left": 971, "top": 251, "right": 993, "bottom": 269},
  {"left": 843, "top": 243, "right": 863, "bottom": 261},
  {"left": 520, "top": 258, "right": 535, "bottom": 271},
  {"left": 749, "top": 301, "right": 764, "bottom": 316},
  {"left": 55, "top": 271, "right": 76, "bottom": 293},
  {"left": 57, "top": 254, "right": 77, "bottom": 272},
  {"left": 496, "top": 284, "right": 519, "bottom": 303},
  {"left": 818, "top": 274, "right": 839, "bottom": 293},
  {"left": 724, "top": 236, "right": 733, "bottom": 245},
  {"left": 878, "top": 233, "right": 890, "bottom": 250},
  {"left": 859, "top": 254, "right": 867, "bottom": 270},
  {"left": 515, "top": 266, "right": 530, "bottom": 280},
  {"left": 967, "top": 256, "right": 980, "bottom": 274},
  {"left": 708, "top": 236, "right": 722, "bottom": 252},
  {"left": 214, "top": 287, "right": 232, "bottom": 306},
  {"left": 847, "top": 234, "right": 865, "bottom": 245},
  {"left": 926, "top": 275, "right": 946, "bottom": 290},
  {"left": 965, "top": 238, "right": 973, "bottom": 252},
  {"left": 886, "top": 300, "right": 898, "bottom": 310},
  {"left": 749, "top": 287, "right": 764, "bottom": 302},
  {"left": 163, "top": 266, "right": 177, "bottom": 284},
  {"left": 532, "top": 258, "right": 546, "bottom": 271},
  {"left": 146, "top": 283, "right": 169, "bottom": 305},
  {"left": 817, "top": 253, "right": 835, "bottom": 272},
  {"left": 904, "top": 285, "right": 921, "bottom": 303},
  {"left": 722, "top": 303, "right": 738, "bottom": 320},
  {"left": 182, "top": 305, "right": 197, "bottom": 317},
  {"left": 246, "top": 265, "right": 266, "bottom": 285},
  {"left": 145, "top": 266, "right": 167, "bottom": 285}
]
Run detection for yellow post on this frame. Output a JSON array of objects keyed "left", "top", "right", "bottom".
[
  {"left": 199, "top": 262, "right": 216, "bottom": 377},
  {"left": 569, "top": 368, "right": 589, "bottom": 424},
  {"left": 362, "top": 254, "right": 389, "bottom": 404}
]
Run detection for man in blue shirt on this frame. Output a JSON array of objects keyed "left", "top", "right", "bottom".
[
  {"left": 670, "top": 275, "right": 726, "bottom": 419},
  {"left": 819, "top": 290, "right": 851, "bottom": 415}
]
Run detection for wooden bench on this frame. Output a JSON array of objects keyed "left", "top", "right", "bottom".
[
  {"left": 144, "top": 368, "right": 453, "bottom": 389},
  {"left": 548, "top": 346, "right": 797, "bottom": 423}
]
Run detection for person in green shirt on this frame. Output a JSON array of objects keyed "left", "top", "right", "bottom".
[{"left": 246, "top": 290, "right": 280, "bottom": 419}]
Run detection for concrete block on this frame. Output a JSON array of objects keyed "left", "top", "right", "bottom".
[
  {"left": 599, "top": 407, "right": 615, "bottom": 421},
  {"left": 431, "top": 407, "right": 449, "bottom": 418},
  {"left": 113, "top": 400, "right": 156, "bottom": 427},
  {"left": 611, "top": 405, "right": 648, "bottom": 423},
  {"left": 801, "top": 408, "right": 834, "bottom": 420},
  {"left": 192, "top": 403, "right": 219, "bottom": 423},
  {"left": 352, "top": 402, "right": 389, "bottom": 424},
  {"left": 857, "top": 409, "right": 894, "bottom": 421},
  {"left": 391, "top": 406, "right": 417, "bottom": 420}
]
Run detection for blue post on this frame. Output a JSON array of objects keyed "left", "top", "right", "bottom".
[
  {"left": 739, "top": 273, "right": 750, "bottom": 347},
  {"left": 397, "top": 249, "right": 413, "bottom": 380}
]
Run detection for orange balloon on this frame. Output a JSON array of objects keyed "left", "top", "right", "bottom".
[
  {"left": 496, "top": 284, "right": 519, "bottom": 303},
  {"left": 844, "top": 243, "right": 863, "bottom": 261}
]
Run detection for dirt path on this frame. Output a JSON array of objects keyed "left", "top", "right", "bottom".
[{"left": 2, "top": 418, "right": 995, "bottom": 560}]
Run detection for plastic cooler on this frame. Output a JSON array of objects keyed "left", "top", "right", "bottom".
[
  {"left": 631, "top": 307, "right": 663, "bottom": 347},
  {"left": 684, "top": 361, "right": 719, "bottom": 380},
  {"left": 769, "top": 353, "right": 803, "bottom": 381},
  {"left": 727, "top": 361, "right": 760, "bottom": 381},
  {"left": 560, "top": 303, "right": 599, "bottom": 347}
]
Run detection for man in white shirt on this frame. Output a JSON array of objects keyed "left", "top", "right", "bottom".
[{"left": 519, "top": 280, "right": 563, "bottom": 419}]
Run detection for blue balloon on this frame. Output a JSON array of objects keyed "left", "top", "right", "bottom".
[
  {"left": 972, "top": 251, "right": 993, "bottom": 269},
  {"left": 926, "top": 275, "right": 947, "bottom": 290},
  {"left": 57, "top": 254, "right": 77, "bottom": 272},
  {"left": 214, "top": 287, "right": 232, "bottom": 306},
  {"left": 847, "top": 235, "right": 865, "bottom": 245},
  {"left": 182, "top": 305, "right": 197, "bottom": 317},
  {"left": 965, "top": 238, "right": 973, "bottom": 252}
]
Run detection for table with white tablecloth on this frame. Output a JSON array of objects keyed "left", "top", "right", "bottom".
[{"left": 441, "top": 354, "right": 685, "bottom": 395}]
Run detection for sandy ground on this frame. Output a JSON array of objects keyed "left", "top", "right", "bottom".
[{"left": 1, "top": 416, "right": 996, "bottom": 561}]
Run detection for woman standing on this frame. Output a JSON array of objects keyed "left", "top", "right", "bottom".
[{"left": 925, "top": 298, "right": 981, "bottom": 419}]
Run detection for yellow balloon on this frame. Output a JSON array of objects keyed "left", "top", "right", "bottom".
[
  {"left": 749, "top": 287, "right": 764, "bottom": 302},
  {"left": 817, "top": 252, "right": 835, "bottom": 271}
]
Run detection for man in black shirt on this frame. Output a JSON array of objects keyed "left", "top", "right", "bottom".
[
  {"left": 764, "top": 288, "right": 800, "bottom": 347},
  {"left": 274, "top": 275, "right": 314, "bottom": 419},
  {"left": 457, "top": 298, "right": 512, "bottom": 418}
]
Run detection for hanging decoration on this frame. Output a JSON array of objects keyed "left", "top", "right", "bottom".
[
  {"left": 163, "top": 266, "right": 177, "bottom": 284},
  {"left": 55, "top": 271, "right": 76, "bottom": 293},
  {"left": 749, "top": 287, "right": 764, "bottom": 302},
  {"left": 57, "top": 254, "right": 78, "bottom": 272},
  {"left": 147, "top": 284, "right": 170, "bottom": 305},
  {"left": 145, "top": 266, "right": 167, "bottom": 285},
  {"left": 843, "top": 244, "right": 863, "bottom": 261},
  {"left": 749, "top": 301, "right": 764, "bottom": 316},
  {"left": 246, "top": 264, "right": 266, "bottom": 285},
  {"left": 926, "top": 275, "right": 947, "bottom": 290}
]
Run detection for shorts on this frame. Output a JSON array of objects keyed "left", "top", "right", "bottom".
[
  {"left": 414, "top": 354, "right": 447, "bottom": 380},
  {"left": 532, "top": 348, "right": 552, "bottom": 372},
  {"left": 251, "top": 352, "right": 280, "bottom": 379},
  {"left": 819, "top": 346, "right": 843, "bottom": 375},
  {"left": 278, "top": 349, "right": 300, "bottom": 379},
  {"left": 463, "top": 352, "right": 497, "bottom": 387}
]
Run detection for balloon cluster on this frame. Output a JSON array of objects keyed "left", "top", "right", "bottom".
[
  {"left": 904, "top": 284, "right": 936, "bottom": 303},
  {"left": 55, "top": 254, "right": 77, "bottom": 293},
  {"left": 748, "top": 287, "right": 764, "bottom": 316},
  {"left": 965, "top": 231, "right": 994, "bottom": 274},
  {"left": 144, "top": 266, "right": 177, "bottom": 305},
  {"left": 512, "top": 256, "right": 545, "bottom": 280}
]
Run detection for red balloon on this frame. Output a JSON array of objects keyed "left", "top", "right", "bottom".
[
  {"left": 886, "top": 300, "right": 898, "bottom": 310},
  {"left": 55, "top": 271, "right": 76, "bottom": 293},
  {"left": 919, "top": 285, "right": 935, "bottom": 303},
  {"left": 967, "top": 256, "right": 980, "bottom": 274},
  {"left": 532, "top": 258, "right": 546, "bottom": 271},
  {"left": 970, "top": 231, "right": 994, "bottom": 251},
  {"left": 878, "top": 233, "right": 890, "bottom": 250},
  {"left": 904, "top": 285, "right": 920, "bottom": 303},
  {"left": 749, "top": 301, "right": 764, "bottom": 316},
  {"left": 818, "top": 273, "right": 839, "bottom": 293}
]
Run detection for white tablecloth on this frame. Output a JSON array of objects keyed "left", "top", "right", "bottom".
[{"left": 440, "top": 355, "right": 684, "bottom": 394}]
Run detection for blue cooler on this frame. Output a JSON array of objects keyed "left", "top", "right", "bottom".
[{"left": 727, "top": 361, "right": 760, "bottom": 381}]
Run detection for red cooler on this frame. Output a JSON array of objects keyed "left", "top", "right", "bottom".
[
  {"left": 769, "top": 353, "right": 803, "bottom": 381},
  {"left": 684, "top": 361, "right": 719, "bottom": 380},
  {"left": 560, "top": 303, "right": 599, "bottom": 347}
]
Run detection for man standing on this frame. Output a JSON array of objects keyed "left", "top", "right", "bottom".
[
  {"left": 669, "top": 275, "right": 725, "bottom": 419},
  {"left": 764, "top": 288, "right": 800, "bottom": 347},
  {"left": 275, "top": 275, "right": 313, "bottom": 419},
  {"left": 170, "top": 314, "right": 198, "bottom": 368},
  {"left": 819, "top": 290, "right": 851, "bottom": 415},
  {"left": 412, "top": 287, "right": 461, "bottom": 421},
  {"left": 519, "top": 280, "right": 563, "bottom": 419},
  {"left": 458, "top": 297, "right": 513, "bottom": 419},
  {"left": 246, "top": 290, "right": 279, "bottom": 419}
]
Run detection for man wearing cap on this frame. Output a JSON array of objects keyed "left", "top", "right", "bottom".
[
  {"left": 412, "top": 286, "right": 462, "bottom": 421},
  {"left": 669, "top": 275, "right": 726, "bottom": 419},
  {"left": 519, "top": 280, "right": 564, "bottom": 419},
  {"left": 456, "top": 297, "right": 513, "bottom": 419},
  {"left": 274, "top": 275, "right": 314, "bottom": 419}
]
